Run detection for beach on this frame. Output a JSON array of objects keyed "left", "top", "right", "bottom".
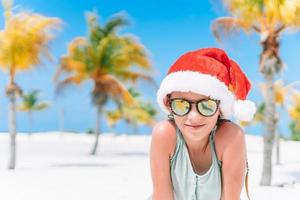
[{"left": 0, "top": 132, "right": 299, "bottom": 200}]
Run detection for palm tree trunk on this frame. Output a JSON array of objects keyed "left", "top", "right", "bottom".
[
  {"left": 28, "top": 111, "right": 32, "bottom": 136},
  {"left": 6, "top": 68, "right": 22, "bottom": 170},
  {"left": 90, "top": 105, "right": 102, "bottom": 155},
  {"left": 259, "top": 31, "right": 281, "bottom": 186},
  {"left": 275, "top": 129, "right": 280, "bottom": 165},
  {"left": 260, "top": 73, "right": 277, "bottom": 185},
  {"left": 8, "top": 92, "right": 17, "bottom": 170},
  {"left": 133, "top": 122, "right": 138, "bottom": 135},
  {"left": 59, "top": 108, "right": 65, "bottom": 137}
]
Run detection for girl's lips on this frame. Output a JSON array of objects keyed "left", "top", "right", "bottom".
[{"left": 185, "top": 124, "right": 205, "bottom": 128}]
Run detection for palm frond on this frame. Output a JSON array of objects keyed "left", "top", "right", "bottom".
[
  {"left": 93, "top": 73, "right": 136, "bottom": 106},
  {"left": 34, "top": 102, "right": 49, "bottom": 111},
  {"left": 2, "top": 0, "right": 13, "bottom": 21},
  {"left": 211, "top": 17, "right": 252, "bottom": 41},
  {"left": 222, "top": 0, "right": 300, "bottom": 32},
  {"left": 288, "top": 92, "right": 300, "bottom": 121},
  {"left": 105, "top": 96, "right": 156, "bottom": 127},
  {"left": 18, "top": 90, "right": 48, "bottom": 112},
  {"left": 103, "top": 14, "right": 129, "bottom": 35},
  {"left": 55, "top": 75, "right": 86, "bottom": 95},
  {"left": 0, "top": 12, "right": 61, "bottom": 71}
]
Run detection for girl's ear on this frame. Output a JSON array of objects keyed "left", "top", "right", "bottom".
[
  {"left": 163, "top": 94, "right": 171, "bottom": 112},
  {"left": 218, "top": 109, "right": 224, "bottom": 119},
  {"left": 163, "top": 96, "right": 168, "bottom": 106}
]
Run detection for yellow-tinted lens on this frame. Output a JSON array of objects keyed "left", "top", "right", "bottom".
[
  {"left": 171, "top": 99, "right": 190, "bottom": 116},
  {"left": 197, "top": 99, "right": 218, "bottom": 116}
]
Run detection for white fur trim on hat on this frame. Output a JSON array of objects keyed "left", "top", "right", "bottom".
[
  {"left": 156, "top": 71, "right": 236, "bottom": 119},
  {"left": 233, "top": 100, "right": 256, "bottom": 122}
]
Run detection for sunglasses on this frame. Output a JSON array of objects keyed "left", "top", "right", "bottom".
[{"left": 168, "top": 97, "right": 220, "bottom": 117}]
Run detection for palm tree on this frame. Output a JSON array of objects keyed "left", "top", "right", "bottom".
[
  {"left": 289, "top": 121, "right": 300, "bottom": 141},
  {"left": 239, "top": 79, "right": 300, "bottom": 167},
  {"left": 212, "top": 0, "right": 300, "bottom": 185},
  {"left": 288, "top": 91, "right": 300, "bottom": 141},
  {"left": 54, "top": 12, "right": 153, "bottom": 155},
  {"left": 18, "top": 90, "right": 49, "bottom": 135},
  {"left": 106, "top": 88, "right": 157, "bottom": 133},
  {"left": 239, "top": 80, "right": 288, "bottom": 164},
  {"left": 0, "top": 0, "right": 61, "bottom": 169}
]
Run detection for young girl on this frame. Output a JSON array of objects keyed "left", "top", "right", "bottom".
[{"left": 148, "top": 48, "right": 256, "bottom": 200}]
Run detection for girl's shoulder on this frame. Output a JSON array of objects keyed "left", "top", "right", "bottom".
[
  {"left": 151, "top": 120, "right": 177, "bottom": 159},
  {"left": 216, "top": 120, "right": 244, "bottom": 137},
  {"left": 214, "top": 120, "right": 245, "bottom": 160}
]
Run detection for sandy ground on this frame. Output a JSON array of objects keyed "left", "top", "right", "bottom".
[{"left": 0, "top": 132, "right": 299, "bottom": 200}]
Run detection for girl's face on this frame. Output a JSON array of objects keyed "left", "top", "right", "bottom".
[{"left": 166, "top": 91, "right": 220, "bottom": 142}]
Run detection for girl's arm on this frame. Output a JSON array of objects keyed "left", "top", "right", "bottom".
[
  {"left": 220, "top": 124, "right": 247, "bottom": 200},
  {"left": 149, "top": 121, "right": 176, "bottom": 200}
]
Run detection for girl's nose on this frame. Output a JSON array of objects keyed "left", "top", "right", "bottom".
[{"left": 186, "top": 105, "right": 203, "bottom": 121}]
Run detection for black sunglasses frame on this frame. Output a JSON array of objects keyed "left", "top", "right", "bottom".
[{"left": 168, "top": 97, "right": 220, "bottom": 117}]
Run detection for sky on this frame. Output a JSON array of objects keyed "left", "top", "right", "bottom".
[{"left": 0, "top": 0, "right": 300, "bottom": 136}]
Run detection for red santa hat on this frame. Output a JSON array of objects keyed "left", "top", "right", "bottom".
[{"left": 156, "top": 48, "right": 256, "bottom": 122}]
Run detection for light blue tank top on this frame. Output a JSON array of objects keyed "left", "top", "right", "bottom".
[
  {"left": 147, "top": 127, "right": 222, "bottom": 200},
  {"left": 170, "top": 127, "right": 222, "bottom": 200}
]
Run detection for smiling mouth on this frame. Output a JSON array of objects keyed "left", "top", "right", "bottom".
[{"left": 185, "top": 124, "right": 205, "bottom": 128}]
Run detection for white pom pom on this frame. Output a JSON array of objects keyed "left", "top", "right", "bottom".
[{"left": 233, "top": 100, "right": 256, "bottom": 122}]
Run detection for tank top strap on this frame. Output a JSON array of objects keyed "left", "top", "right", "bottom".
[
  {"left": 170, "top": 127, "right": 183, "bottom": 162},
  {"left": 209, "top": 126, "right": 222, "bottom": 168}
]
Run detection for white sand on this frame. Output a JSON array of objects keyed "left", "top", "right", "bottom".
[{"left": 0, "top": 132, "right": 299, "bottom": 200}]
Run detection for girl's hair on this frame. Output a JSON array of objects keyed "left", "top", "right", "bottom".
[{"left": 245, "top": 160, "right": 250, "bottom": 200}]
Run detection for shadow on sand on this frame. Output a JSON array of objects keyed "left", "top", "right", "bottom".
[{"left": 51, "top": 162, "right": 117, "bottom": 168}]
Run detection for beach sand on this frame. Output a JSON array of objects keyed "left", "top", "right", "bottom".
[{"left": 0, "top": 132, "right": 299, "bottom": 200}]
